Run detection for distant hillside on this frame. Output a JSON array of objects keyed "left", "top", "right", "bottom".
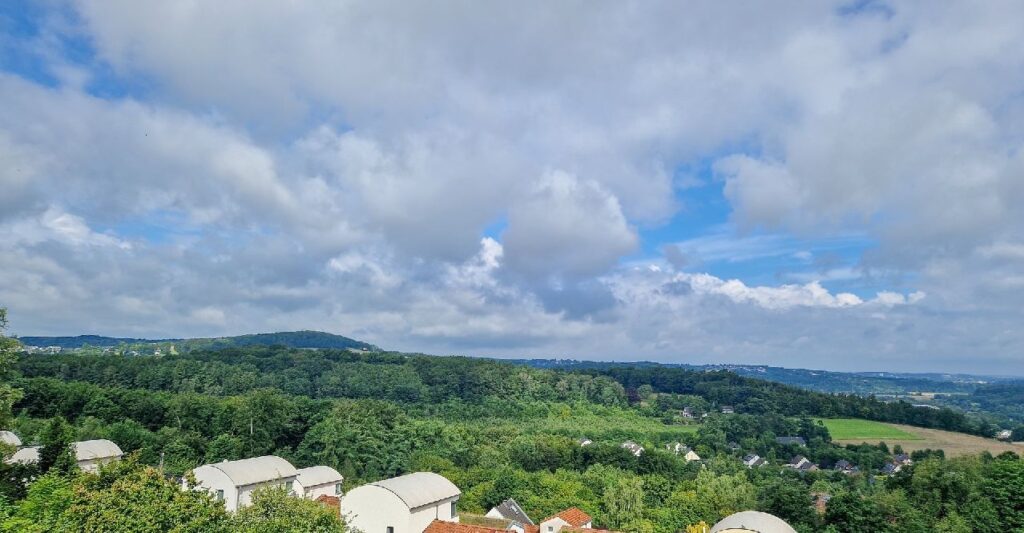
[
  {"left": 16, "top": 334, "right": 179, "bottom": 348},
  {"left": 17, "top": 330, "right": 376, "bottom": 351},
  {"left": 509, "top": 359, "right": 1009, "bottom": 395},
  {"left": 185, "top": 330, "right": 376, "bottom": 351}
]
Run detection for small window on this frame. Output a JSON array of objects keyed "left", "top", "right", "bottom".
[
  {"left": 451, "top": 501, "right": 458, "bottom": 517},
  {"left": 215, "top": 489, "right": 224, "bottom": 501},
  {"left": 386, "top": 528, "right": 394, "bottom": 533}
]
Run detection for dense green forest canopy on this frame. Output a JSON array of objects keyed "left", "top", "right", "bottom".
[{"left": 3, "top": 327, "right": 1024, "bottom": 532}]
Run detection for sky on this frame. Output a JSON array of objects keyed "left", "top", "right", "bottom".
[{"left": 1, "top": 1, "right": 1023, "bottom": 374}]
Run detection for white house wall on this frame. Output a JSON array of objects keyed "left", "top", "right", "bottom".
[
  {"left": 191, "top": 465, "right": 241, "bottom": 512},
  {"left": 301, "top": 481, "right": 342, "bottom": 500},
  {"left": 408, "top": 497, "right": 459, "bottom": 532},
  {"left": 342, "top": 485, "right": 413, "bottom": 533}
]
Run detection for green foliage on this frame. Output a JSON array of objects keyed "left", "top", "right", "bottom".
[
  {"left": 0, "top": 309, "right": 23, "bottom": 430},
  {"left": 38, "top": 417, "right": 76, "bottom": 475},
  {"left": 58, "top": 461, "right": 229, "bottom": 532},
  {"left": 1, "top": 472, "right": 73, "bottom": 532},
  {"left": 229, "top": 486, "right": 345, "bottom": 532}
]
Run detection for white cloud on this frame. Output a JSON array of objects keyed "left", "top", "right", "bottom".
[
  {"left": 1, "top": 1, "right": 1024, "bottom": 372},
  {"left": 503, "top": 171, "right": 638, "bottom": 278}
]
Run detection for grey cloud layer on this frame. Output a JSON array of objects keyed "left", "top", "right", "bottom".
[{"left": 1, "top": 1, "right": 1023, "bottom": 372}]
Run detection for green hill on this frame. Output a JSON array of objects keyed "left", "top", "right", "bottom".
[{"left": 17, "top": 330, "right": 376, "bottom": 351}]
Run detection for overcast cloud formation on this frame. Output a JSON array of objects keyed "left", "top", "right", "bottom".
[{"left": 2, "top": 1, "right": 1023, "bottom": 373}]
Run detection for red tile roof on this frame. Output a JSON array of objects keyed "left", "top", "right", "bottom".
[
  {"left": 315, "top": 494, "right": 340, "bottom": 511},
  {"left": 541, "top": 507, "right": 592, "bottom": 527},
  {"left": 423, "top": 520, "right": 512, "bottom": 533}
]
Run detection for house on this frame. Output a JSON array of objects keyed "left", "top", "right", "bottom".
[
  {"left": 787, "top": 456, "right": 818, "bottom": 472},
  {"left": 341, "top": 472, "right": 461, "bottom": 533},
  {"left": 4, "top": 439, "right": 123, "bottom": 473},
  {"left": 665, "top": 442, "right": 700, "bottom": 462},
  {"left": 5, "top": 446, "right": 38, "bottom": 466},
  {"left": 539, "top": 507, "right": 592, "bottom": 532},
  {"left": 681, "top": 407, "right": 695, "bottom": 419},
  {"left": 775, "top": 436, "right": 806, "bottom": 447},
  {"left": 833, "top": 460, "right": 857, "bottom": 474},
  {"left": 486, "top": 498, "right": 534, "bottom": 528},
  {"left": 742, "top": 454, "right": 766, "bottom": 468},
  {"left": 893, "top": 454, "right": 913, "bottom": 466},
  {"left": 881, "top": 462, "right": 901, "bottom": 475},
  {"left": 726, "top": 442, "right": 741, "bottom": 452},
  {"left": 720, "top": 406, "right": 735, "bottom": 414},
  {"left": 996, "top": 429, "right": 1013, "bottom": 441},
  {"left": 0, "top": 431, "right": 21, "bottom": 447},
  {"left": 577, "top": 437, "right": 592, "bottom": 447},
  {"left": 73, "top": 439, "right": 124, "bottom": 473},
  {"left": 709, "top": 510, "right": 797, "bottom": 533},
  {"left": 189, "top": 455, "right": 299, "bottom": 512},
  {"left": 621, "top": 441, "right": 644, "bottom": 457},
  {"left": 294, "top": 465, "right": 344, "bottom": 500}
]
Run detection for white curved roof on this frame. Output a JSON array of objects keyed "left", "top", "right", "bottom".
[
  {"left": 206, "top": 455, "right": 298, "bottom": 487},
  {"left": 73, "top": 439, "right": 123, "bottom": 460},
  {"left": 296, "top": 465, "right": 344, "bottom": 487},
  {"left": 370, "top": 472, "right": 460, "bottom": 510},
  {"left": 710, "top": 511, "right": 797, "bottom": 533},
  {"left": 0, "top": 431, "right": 21, "bottom": 447},
  {"left": 6, "top": 446, "right": 39, "bottom": 464}
]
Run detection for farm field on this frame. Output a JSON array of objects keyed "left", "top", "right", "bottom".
[
  {"left": 817, "top": 418, "right": 922, "bottom": 440},
  {"left": 829, "top": 420, "right": 1024, "bottom": 457}
]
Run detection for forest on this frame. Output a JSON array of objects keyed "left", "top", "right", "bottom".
[{"left": 2, "top": 311, "right": 1024, "bottom": 532}]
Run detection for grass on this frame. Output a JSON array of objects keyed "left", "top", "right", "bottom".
[{"left": 816, "top": 418, "right": 922, "bottom": 440}]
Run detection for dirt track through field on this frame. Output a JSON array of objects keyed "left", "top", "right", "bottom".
[{"left": 834, "top": 423, "right": 1024, "bottom": 457}]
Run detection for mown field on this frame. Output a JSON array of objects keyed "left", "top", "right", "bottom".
[
  {"left": 817, "top": 418, "right": 922, "bottom": 440},
  {"left": 824, "top": 419, "right": 1024, "bottom": 457}
]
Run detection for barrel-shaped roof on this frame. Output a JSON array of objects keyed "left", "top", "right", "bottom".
[
  {"left": 296, "top": 465, "right": 344, "bottom": 487},
  {"left": 710, "top": 511, "right": 797, "bottom": 533},
  {"left": 205, "top": 455, "right": 298, "bottom": 487},
  {"left": 370, "top": 472, "right": 460, "bottom": 510}
]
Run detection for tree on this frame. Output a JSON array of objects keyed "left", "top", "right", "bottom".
[
  {"left": 57, "top": 461, "right": 229, "bottom": 532},
  {"left": 823, "top": 493, "right": 887, "bottom": 533},
  {"left": 602, "top": 476, "right": 645, "bottom": 528},
  {"left": 758, "top": 478, "right": 815, "bottom": 529},
  {"left": 205, "top": 433, "right": 244, "bottom": 463},
  {"left": 983, "top": 456, "right": 1024, "bottom": 530},
  {"left": 230, "top": 486, "right": 345, "bottom": 532},
  {"left": 0, "top": 308, "right": 23, "bottom": 430},
  {"left": 1, "top": 472, "right": 73, "bottom": 532},
  {"left": 38, "top": 417, "right": 76, "bottom": 475}
]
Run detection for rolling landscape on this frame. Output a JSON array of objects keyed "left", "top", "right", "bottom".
[
  {"left": 3, "top": 1, "right": 1024, "bottom": 532},
  {"left": 5, "top": 321, "right": 1024, "bottom": 532}
]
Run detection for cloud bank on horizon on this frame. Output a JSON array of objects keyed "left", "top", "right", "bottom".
[{"left": 1, "top": 1, "right": 1023, "bottom": 373}]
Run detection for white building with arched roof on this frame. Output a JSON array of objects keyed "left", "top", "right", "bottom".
[
  {"left": 710, "top": 511, "right": 797, "bottom": 533},
  {"left": 4, "top": 439, "right": 122, "bottom": 473},
  {"left": 341, "top": 472, "right": 461, "bottom": 533},
  {"left": 295, "top": 465, "right": 344, "bottom": 499},
  {"left": 74, "top": 439, "right": 123, "bottom": 473},
  {"left": 0, "top": 431, "right": 21, "bottom": 448},
  {"left": 189, "top": 455, "right": 298, "bottom": 512}
]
